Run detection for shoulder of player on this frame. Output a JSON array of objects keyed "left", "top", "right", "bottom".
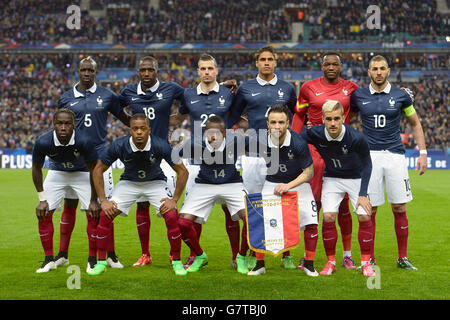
[
  {"left": 150, "top": 134, "right": 171, "bottom": 149},
  {"left": 289, "top": 129, "right": 308, "bottom": 146},
  {"left": 96, "top": 85, "right": 118, "bottom": 98},
  {"left": 35, "top": 130, "right": 53, "bottom": 147},
  {"left": 344, "top": 124, "right": 366, "bottom": 142},
  {"left": 121, "top": 83, "right": 138, "bottom": 94},
  {"left": 237, "top": 79, "right": 257, "bottom": 92},
  {"left": 390, "top": 86, "right": 409, "bottom": 99}
]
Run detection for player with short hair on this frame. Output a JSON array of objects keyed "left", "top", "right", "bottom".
[
  {"left": 350, "top": 55, "right": 427, "bottom": 270},
  {"left": 291, "top": 52, "right": 359, "bottom": 270},
  {"left": 302, "top": 101, "right": 375, "bottom": 277},
  {"left": 176, "top": 115, "right": 249, "bottom": 274},
  {"left": 32, "top": 109, "right": 99, "bottom": 273},
  {"left": 57, "top": 56, "right": 129, "bottom": 272},
  {"left": 172, "top": 53, "right": 241, "bottom": 270},
  {"left": 247, "top": 105, "right": 317, "bottom": 276},
  {"left": 229, "top": 46, "right": 298, "bottom": 270},
  {"left": 88, "top": 114, "right": 189, "bottom": 276},
  {"left": 118, "top": 55, "right": 186, "bottom": 267}
]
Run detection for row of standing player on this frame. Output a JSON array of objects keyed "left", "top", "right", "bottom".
[{"left": 32, "top": 46, "right": 427, "bottom": 276}]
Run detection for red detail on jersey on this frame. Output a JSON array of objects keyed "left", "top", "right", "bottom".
[{"left": 292, "top": 77, "right": 358, "bottom": 133}]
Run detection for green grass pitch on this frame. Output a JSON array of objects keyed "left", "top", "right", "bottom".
[{"left": 0, "top": 169, "right": 449, "bottom": 300}]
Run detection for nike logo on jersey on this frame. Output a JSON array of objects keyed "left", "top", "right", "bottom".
[
  {"left": 49, "top": 153, "right": 58, "bottom": 157},
  {"left": 191, "top": 100, "right": 200, "bottom": 104},
  {"left": 70, "top": 101, "right": 79, "bottom": 106},
  {"left": 123, "top": 158, "right": 133, "bottom": 162},
  {"left": 311, "top": 234, "right": 318, "bottom": 238},
  {"left": 251, "top": 92, "right": 261, "bottom": 96},
  {"left": 131, "top": 97, "right": 139, "bottom": 101},
  {"left": 362, "top": 101, "right": 371, "bottom": 105},
  {"left": 315, "top": 92, "right": 324, "bottom": 96},
  {"left": 318, "top": 144, "right": 327, "bottom": 148},
  {"left": 171, "top": 234, "right": 182, "bottom": 240}
]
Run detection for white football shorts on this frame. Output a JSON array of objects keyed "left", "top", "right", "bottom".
[
  {"left": 111, "top": 179, "right": 173, "bottom": 217},
  {"left": 43, "top": 170, "right": 91, "bottom": 211},
  {"left": 368, "top": 150, "right": 413, "bottom": 206},
  {"left": 261, "top": 181, "right": 318, "bottom": 230},
  {"left": 65, "top": 166, "right": 114, "bottom": 201},
  {"left": 180, "top": 182, "right": 246, "bottom": 224},
  {"left": 321, "top": 177, "right": 369, "bottom": 215}
]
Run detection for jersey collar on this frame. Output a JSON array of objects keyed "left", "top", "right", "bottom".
[
  {"left": 137, "top": 80, "right": 160, "bottom": 95},
  {"left": 129, "top": 136, "right": 151, "bottom": 152},
  {"left": 324, "top": 124, "right": 346, "bottom": 142},
  {"left": 268, "top": 129, "right": 291, "bottom": 148},
  {"left": 205, "top": 137, "right": 226, "bottom": 152},
  {"left": 73, "top": 82, "right": 97, "bottom": 97},
  {"left": 53, "top": 131, "right": 75, "bottom": 146},
  {"left": 256, "top": 74, "right": 277, "bottom": 86},
  {"left": 369, "top": 81, "right": 391, "bottom": 94},
  {"left": 197, "top": 82, "right": 220, "bottom": 95}
]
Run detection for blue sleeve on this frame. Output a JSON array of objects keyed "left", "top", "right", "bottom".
[
  {"left": 101, "top": 142, "right": 119, "bottom": 167},
  {"left": 32, "top": 138, "right": 46, "bottom": 164},
  {"left": 400, "top": 89, "right": 414, "bottom": 110},
  {"left": 287, "top": 85, "right": 297, "bottom": 116},
  {"left": 350, "top": 92, "right": 360, "bottom": 113},
  {"left": 297, "top": 138, "right": 313, "bottom": 169},
  {"left": 179, "top": 91, "right": 189, "bottom": 115},
  {"left": 57, "top": 96, "right": 66, "bottom": 109},
  {"left": 228, "top": 86, "right": 246, "bottom": 127},
  {"left": 161, "top": 141, "right": 176, "bottom": 166},
  {"left": 81, "top": 139, "right": 98, "bottom": 164},
  {"left": 300, "top": 129, "right": 312, "bottom": 144},
  {"left": 356, "top": 136, "right": 372, "bottom": 196},
  {"left": 107, "top": 92, "right": 124, "bottom": 118},
  {"left": 118, "top": 88, "right": 129, "bottom": 108}
]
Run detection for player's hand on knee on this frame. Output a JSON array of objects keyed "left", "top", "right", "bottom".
[
  {"left": 88, "top": 200, "right": 101, "bottom": 221},
  {"left": 159, "top": 198, "right": 176, "bottom": 215},
  {"left": 101, "top": 200, "right": 118, "bottom": 219},
  {"left": 306, "top": 121, "right": 313, "bottom": 129},
  {"left": 36, "top": 201, "right": 49, "bottom": 221},
  {"left": 356, "top": 196, "right": 371, "bottom": 216}
]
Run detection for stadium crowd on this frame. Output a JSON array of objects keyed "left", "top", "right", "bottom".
[
  {"left": 0, "top": 52, "right": 448, "bottom": 153},
  {"left": 0, "top": 0, "right": 448, "bottom": 44}
]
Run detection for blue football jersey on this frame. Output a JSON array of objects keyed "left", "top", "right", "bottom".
[
  {"left": 180, "top": 84, "right": 235, "bottom": 135},
  {"left": 101, "top": 134, "right": 175, "bottom": 182},
  {"left": 302, "top": 124, "right": 372, "bottom": 196},
  {"left": 32, "top": 130, "right": 98, "bottom": 172},
  {"left": 58, "top": 83, "right": 123, "bottom": 149},
  {"left": 119, "top": 80, "right": 186, "bottom": 140},
  {"left": 249, "top": 129, "right": 312, "bottom": 184},
  {"left": 229, "top": 75, "right": 297, "bottom": 130},
  {"left": 350, "top": 83, "right": 414, "bottom": 154}
]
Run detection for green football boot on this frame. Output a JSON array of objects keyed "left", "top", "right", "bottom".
[
  {"left": 172, "top": 260, "right": 188, "bottom": 276},
  {"left": 186, "top": 252, "right": 208, "bottom": 272},
  {"left": 87, "top": 260, "right": 107, "bottom": 276}
]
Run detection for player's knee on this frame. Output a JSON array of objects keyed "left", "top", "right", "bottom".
[
  {"left": 323, "top": 212, "right": 336, "bottom": 223},
  {"left": 357, "top": 214, "right": 371, "bottom": 222},
  {"left": 391, "top": 203, "right": 406, "bottom": 213},
  {"left": 137, "top": 201, "right": 150, "bottom": 210}
]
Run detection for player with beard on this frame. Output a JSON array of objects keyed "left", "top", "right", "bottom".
[{"left": 350, "top": 55, "right": 427, "bottom": 270}]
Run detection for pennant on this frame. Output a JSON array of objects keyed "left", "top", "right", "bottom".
[{"left": 245, "top": 191, "right": 300, "bottom": 256}]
